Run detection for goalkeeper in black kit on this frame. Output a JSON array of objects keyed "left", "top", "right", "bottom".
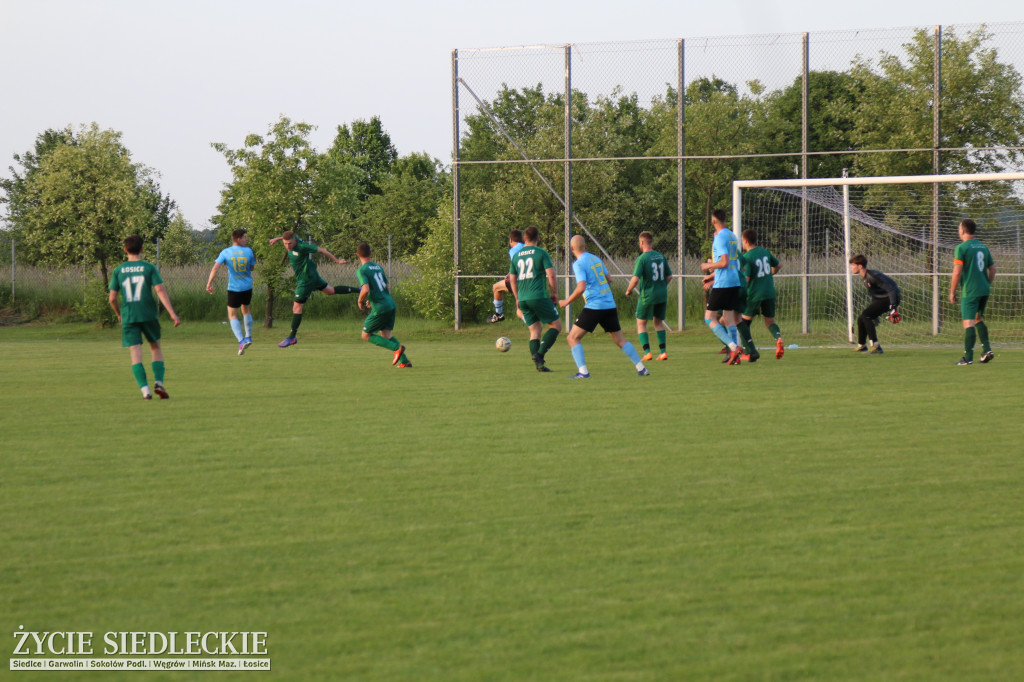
[{"left": 849, "top": 254, "right": 900, "bottom": 354}]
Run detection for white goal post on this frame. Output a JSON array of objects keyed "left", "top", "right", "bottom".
[{"left": 733, "top": 172, "right": 1024, "bottom": 346}]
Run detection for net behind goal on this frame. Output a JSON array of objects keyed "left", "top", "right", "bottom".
[{"left": 734, "top": 173, "right": 1024, "bottom": 347}]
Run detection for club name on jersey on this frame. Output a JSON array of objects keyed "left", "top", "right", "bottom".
[{"left": 120, "top": 266, "right": 147, "bottom": 273}]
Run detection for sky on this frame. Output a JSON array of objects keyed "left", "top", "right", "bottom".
[{"left": 1, "top": 0, "right": 1022, "bottom": 227}]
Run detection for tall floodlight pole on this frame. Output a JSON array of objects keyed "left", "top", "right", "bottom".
[
  {"left": 677, "top": 38, "right": 686, "bottom": 330},
  {"left": 564, "top": 44, "right": 572, "bottom": 329},
  {"left": 800, "top": 32, "right": 810, "bottom": 334},
  {"left": 931, "top": 25, "right": 942, "bottom": 336},
  {"left": 452, "top": 49, "right": 462, "bottom": 331}
]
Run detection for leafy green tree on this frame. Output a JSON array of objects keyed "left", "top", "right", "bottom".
[
  {"left": 158, "top": 212, "right": 202, "bottom": 265},
  {"left": 13, "top": 124, "right": 157, "bottom": 284},
  {"left": 358, "top": 153, "right": 447, "bottom": 258},
  {"left": 326, "top": 117, "right": 398, "bottom": 200},
  {"left": 212, "top": 116, "right": 361, "bottom": 327}
]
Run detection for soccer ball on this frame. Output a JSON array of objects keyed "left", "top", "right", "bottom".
[{"left": 495, "top": 336, "right": 511, "bottom": 352}]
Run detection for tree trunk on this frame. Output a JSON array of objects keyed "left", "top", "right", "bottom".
[{"left": 265, "top": 284, "right": 274, "bottom": 328}]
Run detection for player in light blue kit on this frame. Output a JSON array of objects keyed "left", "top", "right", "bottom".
[
  {"left": 558, "top": 235, "right": 649, "bottom": 378},
  {"left": 206, "top": 228, "right": 256, "bottom": 355},
  {"left": 488, "top": 229, "right": 526, "bottom": 323},
  {"left": 700, "top": 209, "right": 744, "bottom": 365}
]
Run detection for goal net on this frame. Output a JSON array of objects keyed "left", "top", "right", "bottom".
[{"left": 734, "top": 173, "right": 1024, "bottom": 347}]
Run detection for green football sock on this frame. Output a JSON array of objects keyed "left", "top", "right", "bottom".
[
  {"left": 964, "top": 327, "right": 976, "bottom": 361},
  {"left": 737, "top": 320, "right": 755, "bottom": 354},
  {"left": 290, "top": 313, "right": 303, "bottom": 337},
  {"left": 656, "top": 330, "right": 667, "bottom": 351},
  {"left": 529, "top": 339, "right": 540, "bottom": 356},
  {"left": 769, "top": 323, "right": 781, "bottom": 339},
  {"left": 638, "top": 332, "right": 650, "bottom": 352},
  {"left": 368, "top": 334, "right": 400, "bottom": 351},
  {"left": 131, "top": 363, "right": 148, "bottom": 389},
  {"left": 398, "top": 352, "right": 409, "bottom": 364},
  {"left": 539, "top": 328, "right": 559, "bottom": 356},
  {"left": 152, "top": 361, "right": 165, "bottom": 384},
  {"left": 336, "top": 285, "right": 360, "bottom": 294},
  {"left": 976, "top": 321, "right": 991, "bottom": 352}
]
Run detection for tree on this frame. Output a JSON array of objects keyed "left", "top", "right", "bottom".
[
  {"left": 12, "top": 124, "right": 158, "bottom": 284},
  {"left": 212, "top": 116, "right": 361, "bottom": 327},
  {"left": 326, "top": 117, "right": 398, "bottom": 200},
  {"left": 358, "top": 152, "right": 447, "bottom": 258},
  {"left": 158, "top": 212, "right": 203, "bottom": 265}
]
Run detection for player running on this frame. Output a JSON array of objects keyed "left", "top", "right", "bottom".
[
  {"left": 356, "top": 243, "right": 411, "bottom": 367},
  {"left": 206, "top": 228, "right": 256, "bottom": 355},
  {"left": 560, "top": 235, "right": 649, "bottom": 378},
  {"left": 509, "top": 225, "right": 561, "bottom": 372},
  {"left": 950, "top": 218, "right": 996, "bottom": 365},
  {"left": 700, "top": 209, "right": 744, "bottom": 365},
  {"left": 624, "top": 231, "right": 672, "bottom": 361},
  {"left": 269, "top": 230, "right": 359, "bottom": 348},
  {"left": 737, "top": 229, "right": 785, "bottom": 362},
  {"left": 108, "top": 235, "right": 181, "bottom": 400},
  {"left": 488, "top": 229, "right": 526, "bottom": 323},
  {"left": 848, "top": 255, "right": 900, "bottom": 354}
]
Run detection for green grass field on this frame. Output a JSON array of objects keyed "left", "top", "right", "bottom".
[{"left": 2, "top": 320, "right": 1022, "bottom": 681}]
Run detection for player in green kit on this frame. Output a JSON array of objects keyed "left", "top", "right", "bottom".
[
  {"left": 509, "top": 225, "right": 561, "bottom": 372},
  {"left": 737, "top": 229, "right": 785, "bottom": 361},
  {"left": 950, "top": 218, "right": 996, "bottom": 365},
  {"left": 625, "top": 231, "right": 672, "bottom": 361},
  {"left": 269, "top": 230, "right": 359, "bottom": 347},
  {"left": 107, "top": 235, "right": 181, "bottom": 400},
  {"left": 356, "top": 243, "right": 411, "bottom": 367}
]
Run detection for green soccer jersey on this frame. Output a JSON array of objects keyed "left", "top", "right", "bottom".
[
  {"left": 632, "top": 250, "right": 672, "bottom": 304},
  {"left": 740, "top": 247, "right": 779, "bottom": 300},
  {"left": 109, "top": 260, "right": 163, "bottom": 325},
  {"left": 954, "top": 239, "right": 994, "bottom": 299},
  {"left": 286, "top": 240, "right": 322, "bottom": 286},
  {"left": 510, "top": 246, "right": 554, "bottom": 301},
  {"left": 357, "top": 261, "right": 395, "bottom": 311}
]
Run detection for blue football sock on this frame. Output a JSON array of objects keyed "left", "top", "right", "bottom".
[
  {"left": 494, "top": 300, "right": 503, "bottom": 315},
  {"left": 243, "top": 314, "right": 253, "bottom": 338},
  {"left": 728, "top": 325, "right": 739, "bottom": 345},
  {"left": 712, "top": 323, "right": 734, "bottom": 347},
  {"left": 229, "top": 318, "right": 244, "bottom": 342},
  {"left": 570, "top": 343, "right": 587, "bottom": 370},
  {"left": 621, "top": 341, "right": 642, "bottom": 365}
]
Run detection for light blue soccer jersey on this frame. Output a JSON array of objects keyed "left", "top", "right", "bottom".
[
  {"left": 509, "top": 242, "right": 525, "bottom": 262},
  {"left": 573, "top": 252, "right": 616, "bottom": 310},
  {"left": 215, "top": 245, "right": 255, "bottom": 292},
  {"left": 712, "top": 229, "right": 741, "bottom": 288}
]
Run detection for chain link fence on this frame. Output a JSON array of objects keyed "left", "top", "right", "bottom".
[{"left": 452, "top": 22, "right": 1024, "bottom": 331}]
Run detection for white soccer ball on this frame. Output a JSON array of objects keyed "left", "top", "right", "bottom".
[{"left": 496, "top": 336, "right": 511, "bottom": 352}]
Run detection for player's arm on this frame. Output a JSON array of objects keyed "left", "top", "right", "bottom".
[
  {"left": 108, "top": 289, "right": 121, "bottom": 323},
  {"left": 624, "top": 275, "right": 640, "bottom": 297},
  {"left": 153, "top": 283, "right": 181, "bottom": 327},
  {"left": 357, "top": 283, "right": 370, "bottom": 310},
  {"left": 949, "top": 261, "right": 963, "bottom": 303},
  {"left": 317, "top": 246, "right": 346, "bottom": 265},
  {"left": 205, "top": 262, "right": 221, "bottom": 294},
  {"left": 545, "top": 267, "right": 558, "bottom": 304},
  {"left": 269, "top": 236, "right": 283, "bottom": 246},
  {"left": 559, "top": 281, "right": 586, "bottom": 308},
  {"left": 987, "top": 264, "right": 997, "bottom": 284},
  {"left": 701, "top": 254, "right": 727, "bottom": 272}
]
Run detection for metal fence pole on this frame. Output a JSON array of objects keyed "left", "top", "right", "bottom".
[
  {"left": 800, "top": 32, "right": 810, "bottom": 334},
  {"left": 677, "top": 38, "right": 686, "bottom": 330},
  {"left": 932, "top": 25, "right": 942, "bottom": 336},
  {"left": 564, "top": 43, "right": 573, "bottom": 329},
  {"left": 452, "top": 49, "right": 462, "bottom": 331},
  {"left": 387, "top": 235, "right": 392, "bottom": 283},
  {"left": 11, "top": 238, "right": 15, "bottom": 303}
]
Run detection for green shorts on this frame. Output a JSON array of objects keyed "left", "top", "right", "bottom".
[
  {"left": 961, "top": 295, "right": 988, "bottom": 321},
  {"left": 363, "top": 306, "right": 396, "bottom": 334},
  {"left": 295, "top": 276, "right": 329, "bottom": 303},
  {"left": 518, "top": 298, "right": 559, "bottom": 326},
  {"left": 635, "top": 300, "right": 667, "bottom": 321},
  {"left": 122, "top": 319, "right": 161, "bottom": 347},
  {"left": 743, "top": 297, "right": 776, "bottom": 319}
]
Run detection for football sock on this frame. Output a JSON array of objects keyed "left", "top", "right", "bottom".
[
  {"left": 769, "top": 323, "right": 782, "bottom": 339},
  {"left": 152, "top": 361, "right": 165, "bottom": 385},
  {"left": 964, "top": 327, "right": 976, "bottom": 361},
  {"left": 398, "top": 351, "right": 410, "bottom": 364},
  {"left": 728, "top": 325, "right": 739, "bottom": 345},
  {"left": 656, "top": 330, "right": 666, "bottom": 351},
  {"left": 229, "top": 318, "right": 244, "bottom": 342},
  {"left": 638, "top": 332, "right": 650, "bottom": 352},
  {"left": 243, "top": 314, "right": 253, "bottom": 338},
  {"left": 494, "top": 300, "right": 504, "bottom": 315},
  {"left": 976, "top": 321, "right": 991, "bottom": 352},
  {"left": 570, "top": 343, "right": 587, "bottom": 370},
  {"left": 529, "top": 339, "right": 540, "bottom": 356},
  {"left": 712, "top": 323, "right": 733, "bottom": 347},
  {"left": 335, "top": 285, "right": 360, "bottom": 294},
  {"left": 736, "top": 320, "right": 752, "bottom": 353},
  {"left": 539, "top": 328, "right": 559, "bottom": 357},
  {"left": 368, "top": 334, "right": 400, "bottom": 351},
  {"left": 131, "top": 363, "right": 148, "bottom": 389},
  {"left": 621, "top": 341, "right": 642, "bottom": 367},
  {"left": 290, "top": 313, "right": 302, "bottom": 337}
]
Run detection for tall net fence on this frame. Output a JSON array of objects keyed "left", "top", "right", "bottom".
[{"left": 452, "top": 22, "right": 1024, "bottom": 329}]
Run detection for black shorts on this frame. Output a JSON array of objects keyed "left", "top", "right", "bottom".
[
  {"left": 227, "top": 289, "right": 253, "bottom": 308},
  {"left": 706, "top": 286, "right": 741, "bottom": 312},
  {"left": 574, "top": 307, "right": 621, "bottom": 334}
]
